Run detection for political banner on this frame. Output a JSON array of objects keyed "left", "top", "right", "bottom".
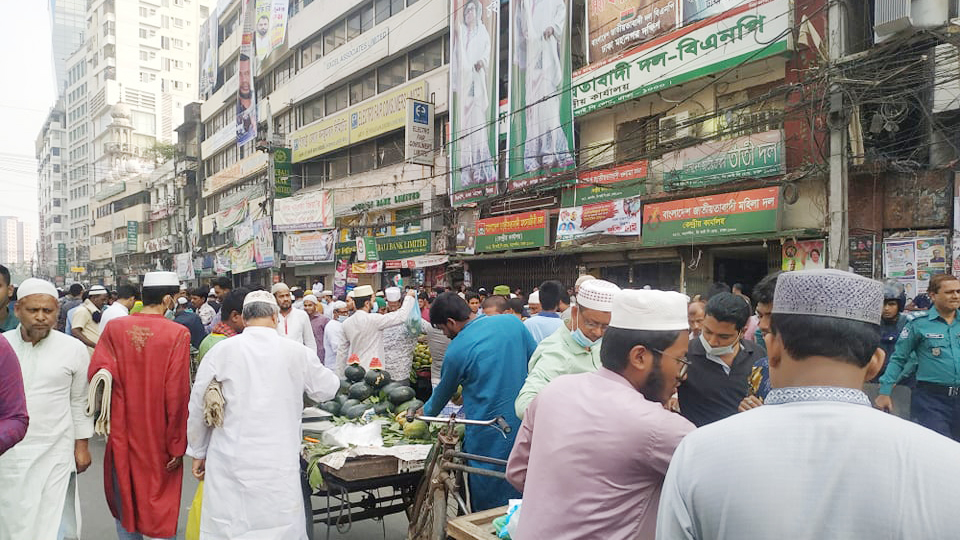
[
  {"left": 560, "top": 160, "right": 648, "bottom": 206},
  {"left": 455, "top": 208, "right": 480, "bottom": 254},
  {"left": 254, "top": 0, "right": 271, "bottom": 63},
  {"left": 237, "top": 0, "right": 258, "bottom": 146},
  {"left": 781, "top": 239, "right": 825, "bottom": 271},
  {"left": 642, "top": 186, "right": 779, "bottom": 245},
  {"left": 175, "top": 253, "right": 195, "bottom": 280},
  {"left": 272, "top": 190, "right": 334, "bottom": 231},
  {"left": 885, "top": 237, "right": 947, "bottom": 295},
  {"left": 849, "top": 235, "right": 876, "bottom": 278},
  {"left": 557, "top": 197, "right": 642, "bottom": 241},
  {"left": 586, "top": 0, "right": 678, "bottom": 67},
  {"left": 253, "top": 218, "right": 275, "bottom": 268},
  {"left": 333, "top": 259, "right": 348, "bottom": 299},
  {"left": 199, "top": 10, "right": 219, "bottom": 100},
  {"left": 270, "top": 0, "right": 289, "bottom": 49},
  {"left": 508, "top": 0, "right": 576, "bottom": 191},
  {"left": 283, "top": 231, "right": 335, "bottom": 262},
  {"left": 450, "top": 0, "right": 500, "bottom": 205},
  {"left": 475, "top": 211, "right": 549, "bottom": 252},
  {"left": 231, "top": 240, "right": 258, "bottom": 274}
]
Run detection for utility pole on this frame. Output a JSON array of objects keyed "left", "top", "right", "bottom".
[{"left": 827, "top": 0, "right": 849, "bottom": 269}]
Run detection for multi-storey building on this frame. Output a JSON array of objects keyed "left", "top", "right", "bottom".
[
  {"left": 49, "top": 0, "right": 86, "bottom": 92},
  {"left": 35, "top": 99, "right": 70, "bottom": 279},
  {"left": 0, "top": 217, "right": 35, "bottom": 267}
]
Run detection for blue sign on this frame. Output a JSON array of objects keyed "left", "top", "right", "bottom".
[{"left": 413, "top": 102, "right": 429, "bottom": 125}]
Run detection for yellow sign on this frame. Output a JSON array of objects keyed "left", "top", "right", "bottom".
[
  {"left": 70, "top": 266, "right": 86, "bottom": 273},
  {"left": 291, "top": 80, "right": 429, "bottom": 163},
  {"left": 291, "top": 111, "right": 350, "bottom": 163},
  {"left": 350, "top": 81, "right": 428, "bottom": 143}
]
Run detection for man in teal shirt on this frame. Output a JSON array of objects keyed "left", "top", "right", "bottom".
[
  {"left": 876, "top": 273, "right": 960, "bottom": 440},
  {"left": 0, "top": 265, "right": 17, "bottom": 332}
]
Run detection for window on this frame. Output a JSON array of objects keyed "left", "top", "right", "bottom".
[
  {"left": 53, "top": 216, "right": 61, "bottom": 224},
  {"left": 172, "top": 38, "right": 184, "bottom": 48},
  {"left": 376, "top": 0, "right": 404, "bottom": 24},
  {"left": 52, "top": 147, "right": 60, "bottom": 156},
  {"left": 139, "top": 6, "right": 149, "bottom": 16},
  {"left": 347, "top": 10, "right": 362, "bottom": 40},
  {"left": 350, "top": 141, "right": 377, "bottom": 174},
  {"left": 378, "top": 131, "right": 405, "bottom": 167},
  {"left": 301, "top": 95, "right": 324, "bottom": 125},
  {"left": 139, "top": 28, "right": 148, "bottom": 38},
  {"left": 615, "top": 115, "right": 663, "bottom": 162},
  {"left": 325, "top": 85, "right": 348, "bottom": 114},
  {"left": 103, "top": 21, "right": 115, "bottom": 37},
  {"left": 54, "top": 199, "right": 61, "bottom": 207},
  {"left": 273, "top": 55, "right": 295, "bottom": 87},
  {"left": 328, "top": 150, "right": 348, "bottom": 180},
  {"left": 173, "top": 17, "right": 184, "bottom": 28},
  {"left": 409, "top": 38, "right": 443, "bottom": 79},
  {"left": 377, "top": 56, "right": 406, "bottom": 92},
  {"left": 53, "top": 164, "right": 61, "bottom": 173},
  {"left": 350, "top": 71, "right": 376, "bottom": 105},
  {"left": 323, "top": 21, "right": 345, "bottom": 54},
  {"left": 301, "top": 34, "right": 323, "bottom": 67},
  {"left": 161, "top": 36, "right": 170, "bottom": 49},
  {"left": 140, "top": 51, "right": 149, "bottom": 61},
  {"left": 200, "top": 5, "right": 209, "bottom": 18}
]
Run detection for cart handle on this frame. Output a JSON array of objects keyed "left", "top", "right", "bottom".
[{"left": 415, "top": 414, "right": 512, "bottom": 436}]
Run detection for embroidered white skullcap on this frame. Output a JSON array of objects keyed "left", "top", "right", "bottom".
[
  {"left": 353, "top": 285, "right": 374, "bottom": 297},
  {"left": 271, "top": 282, "right": 290, "bottom": 294},
  {"left": 88, "top": 285, "right": 108, "bottom": 296},
  {"left": 346, "top": 290, "right": 355, "bottom": 298},
  {"left": 331, "top": 300, "right": 347, "bottom": 310},
  {"left": 321, "top": 290, "right": 333, "bottom": 296},
  {"left": 575, "top": 279, "right": 620, "bottom": 312},
  {"left": 575, "top": 275, "right": 596, "bottom": 288},
  {"left": 17, "top": 278, "right": 58, "bottom": 300},
  {"left": 179, "top": 284, "right": 188, "bottom": 291},
  {"left": 143, "top": 271, "right": 179, "bottom": 288},
  {"left": 376, "top": 291, "right": 385, "bottom": 297},
  {"left": 303, "top": 294, "right": 319, "bottom": 305},
  {"left": 773, "top": 269, "right": 883, "bottom": 325},
  {"left": 385, "top": 287, "right": 402, "bottom": 302},
  {"left": 177, "top": 296, "right": 188, "bottom": 305},
  {"left": 528, "top": 291, "right": 540, "bottom": 304},
  {"left": 610, "top": 289, "right": 689, "bottom": 331},
  {"left": 208, "top": 288, "right": 217, "bottom": 297},
  {"left": 244, "top": 290, "right": 279, "bottom": 307}
]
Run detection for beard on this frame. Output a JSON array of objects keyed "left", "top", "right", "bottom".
[{"left": 638, "top": 358, "right": 667, "bottom": 404}]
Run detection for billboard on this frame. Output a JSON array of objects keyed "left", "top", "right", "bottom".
[
  {"left": 199, "top": 10, "right": 219, "bottom": 100},
  {"left": 556, "top": 197, "right": 642, "bottom": 241},
  {"left": 273, "top": 190, "right": 335, "bottom": 231},
  {"left": 508, "top": 0, "right": 576, "bottom": 190},
  {"left": 586, "top": 0, "right": 678, "bottom": 67},
  {"left": 236, "top": 0, "right": 258, "bottom": 146},
  {"left": 283, "top": 231, "right": 336, "bottom": 262},
  {"left": 475, "top": 211, "right": 549, "bottom": 252},
  {"left": 450, "top": 0, "right": 500, "bottom": 205},
  {"left": 642, "top": 186, "right": 779, "bottom": 245}
]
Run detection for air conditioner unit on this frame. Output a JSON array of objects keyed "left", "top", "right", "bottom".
[
  {"left": 933, "top": 43, "right": 960, "bottom": 113},
  {"left": 659, "top": 112, "right": 696, "bottom": 143},
  {"left": 875, "top": 0, "right": 948, "bottom": 42}
]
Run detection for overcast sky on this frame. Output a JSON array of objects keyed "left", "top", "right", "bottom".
[{"left": 0, "top": 3, "right": 56, "bottom": 231}]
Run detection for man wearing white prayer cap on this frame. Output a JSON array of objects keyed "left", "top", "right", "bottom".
[
  {"left": 71, "top": 284, "right": 109, "bottom": 354},
  {"left": 657, "top": 269, "right": 960, "bottom": 540},
  {"left": 562, "top": 274, "right": 598, "bottom": 322},
  {"left": 322, "top": 300, "right": 350, "bottom": 370},
  {"left": 0, "top": 278, "right": 95, "bottom": 539},
  {"left": 88, "top": 270, "right": 192, "bottom": 539},
  {"left": 272, "top": 282, "right": 317, "bottom": 352},
  {"left": 339, "top": 284, "right": 417, "bottom": 373},
  {"left": 381, "top": 286, "right": 423, "bottom": 381},
  {"left": 516, "top": 279, "right": 622, "bottom": 417},
  {"left": 302, "top": 294, "right": 330, "bottom": 362},
  {"left": 507, "top": 288, "right": 696, "bottom": 540}
]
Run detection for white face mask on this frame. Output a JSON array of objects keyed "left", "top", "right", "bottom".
[{"left": 699, "top": 332, "right": 737, "bottom": 357}]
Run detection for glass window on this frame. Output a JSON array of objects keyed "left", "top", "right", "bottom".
[
  {"left": 328, "top": 150, "right": 348, "bottom": 180},
  {"left": 301, "top": 95, "right": 324, "bottom": 125},
  {"left": 375, "top": 0, "right": 390, "bottom": 24},
  {"left": 360, "top": 3, "right": 374, "bottom": 32},
  {"left": 301, "top": 35, "right": 323, "bottom": 67},
  {"left": 350, "top": 72, "right": 376, "bottom": 105},
  {"left": 378, "top": 132, "right": 404, "bottom": 167},
  {"left": 409, "top": 38, "right": 443, "bottom": 79},
  {"left": 349, "top": 141, "right": 377, "bottom": 174},
  {"left": 377, "top": 56, "right": 406, "bottom": 92},
  {"left": 394, "top": 205, "right": 421, "bottom": 234},
  {"left": 325, "top": 85, "right": 348, "bottom": 114},
  {"left": 347, "top": 11, "right": 362, "bottom": 40},
  {"left": 324, "top": 21, "right": 345, "bottom": 54}
]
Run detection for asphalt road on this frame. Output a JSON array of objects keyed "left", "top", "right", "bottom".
[{"left": 77, "top": 436, "right": 408, "bottom": 539}]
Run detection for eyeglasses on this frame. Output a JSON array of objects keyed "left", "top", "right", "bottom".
[
  {"left": 652, "top": 348, "right": 691, "bottom": 378},
  {"left": 579, "top": 318, "right": 609, "bottom": 331}
]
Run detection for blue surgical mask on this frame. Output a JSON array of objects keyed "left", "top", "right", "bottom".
[
  {"left": 699, "top": 332, "right": 736, "bottom": 356},
  {"left": 571, "top": 327, "right": 601, "bottom": 349},
  {"left": 371, "top": 302, "right": 379, "bottom": 313},
  {"left": 337, "top": 315, "right": 348, "bottom": 323}
]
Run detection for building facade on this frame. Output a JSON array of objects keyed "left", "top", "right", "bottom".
[
  {"left": 35, "top": 99, "right": 70, "bottom": 279},
  {"left": 0, "top": 217, "right": 35, "bottom": 267}
]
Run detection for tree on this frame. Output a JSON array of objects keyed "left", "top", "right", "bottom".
[{"left": 147, "top": 142, "right": 177, "bottom": 165}]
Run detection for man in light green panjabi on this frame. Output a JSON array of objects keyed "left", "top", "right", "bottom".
[
  {"left": 196, "top": 288, "right": 247, "bottom": 366},
  {"left": 515, "top": 279, "right": 620, "bottom": 418}
]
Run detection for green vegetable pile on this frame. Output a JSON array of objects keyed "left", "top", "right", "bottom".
[{"left": 410, "top": 343, "right": 432, "bottom": 383}]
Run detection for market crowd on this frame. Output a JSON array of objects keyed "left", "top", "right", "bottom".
[{"left": 1, "top": 261, "right": 960, "bottom": 539}]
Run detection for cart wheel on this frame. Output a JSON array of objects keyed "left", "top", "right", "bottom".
[{"left": 408, "top": 444, "right": 442, "bottom": 540}]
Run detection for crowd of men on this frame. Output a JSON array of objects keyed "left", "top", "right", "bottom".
[{"left": 2, "top": 261, "right": 960, "bottom": 539}]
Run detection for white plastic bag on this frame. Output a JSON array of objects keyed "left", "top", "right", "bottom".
[
  {"left": 320, "top": 419, "right": 385, "bottom": 448},
  {"left": 503, "top": 499, "right": 522, "bottom": 539}
]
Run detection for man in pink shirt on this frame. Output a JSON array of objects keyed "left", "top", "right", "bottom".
[{"left": 507, "top": 288, "right": 696, "bottom": 540}]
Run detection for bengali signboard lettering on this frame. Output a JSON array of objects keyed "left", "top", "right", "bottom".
[
  {"left": 557, "top": 197, "right": 642, "bottom": 241},
  {"left": 283, "top": 230, "right": 335, "bottom": 262},
  {"left": 663, "top": 130, "right": 784, "bottom": 190},
  {"left": 273, "top": 148, "right": 292, "bottom": 198},
  {"left": 587, "top": 0, "right": 678, "bottom": 67},
  {"left": 642, "top": 186, "right": 779, "bottom": 245},
  {"left": 335, "top": 231, "right": 433, "bottom": 261},
  {"left": 572, "top": 0, "right": 789, "bottom": 116},
  {"left": 475, "top": 211, "right": 549, "bottom": 252},
  {"left": 272, "top": 190, "right": 334, "bottom": 231},
  {"left": 560, "top": 160, "right": 649, "bottom": 206}
]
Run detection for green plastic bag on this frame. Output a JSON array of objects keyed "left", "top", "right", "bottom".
[{"left": 185, "top": 481, "right": 203, "bottom": 540}]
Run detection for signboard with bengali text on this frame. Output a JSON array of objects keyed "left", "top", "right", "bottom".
[
  {"left": 642, "top": 186, "right": 779, "bottom": 245},
  {"left": 475, "top": 211, "right": 549, "bottom": 252}
]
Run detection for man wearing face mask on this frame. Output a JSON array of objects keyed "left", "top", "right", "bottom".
[
  {"left": 88, "top": 272, "right": 192, "bottom": 539},
  {"left": 322, "top": 301, "right": 349, "bottom": 372},
  {"left": 507, "top": 288, "right": 695, "bottom": 540},
  {"left": 677, "top": 292, "right": 761, "bottom": 427},
  {"left": 514, "top": 279, "right": 620, "bottom": 418}
]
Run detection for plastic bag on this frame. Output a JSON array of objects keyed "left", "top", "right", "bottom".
[
  {"left": 493, "top": 499, "right": 522, "bottom": 539},
  {"left": 405, "top": 300, "right": 422, "bottom": 337},
  {"left": 185, "top": 481, "right": 203, "bottom": 540},
  {"left": 321, "top": 419, "right": 386, "bottom": 448}
]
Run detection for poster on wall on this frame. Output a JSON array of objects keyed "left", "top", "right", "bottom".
[
  {"left": 508, "top": 0, "right": 576, "bottom": 191},
  {"left": 283, "top": 231, "right": 336, "bottom": 262},
  {"left": 333, "top": 259, "right": 348, "bottom": 299},
  {"left": 450, "top": 0, "right": 500, "bottom": 205},
  {"left": 175, "top": 253, "right": 195, "bottom": 281},
  {"left": 849, "top": 234, "right": 876, "bottom": 278},
  {"left": 455, "top": 208, "right": 480, "bottom": 254},
  {"left": 252, "top": 218, "right": 275, "bottom": 268},
  {"left": 236, "top": 0, "right": 258, "bottom": 146},
  {"left": 231, "top": 240, "right": 258, "bottom": 274},
  {"left": 556, "top": 197, "right": 642, "bottom": 241},
  {"left": 273, "top": 190, "right": 334, "bottom": 231},
  {"left": 780, "top": 239, "right": 825, "bottom": 271},
  {"left": 199, "top": 10, "right": 219, "bottom": 101},
  {"left": 883, "top": 237, "right": 947, "bottom": 296},
  {"left": 586, "top": 0, "right": 678, "bottom": 67}
]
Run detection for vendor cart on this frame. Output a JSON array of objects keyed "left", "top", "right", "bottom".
[{"left": 447, "top": 506, "right": 509, "bottom": 540}]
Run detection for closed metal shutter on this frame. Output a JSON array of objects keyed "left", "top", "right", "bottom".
[{"left": 467, "top": 255, "right": 580, "bottom": 294}]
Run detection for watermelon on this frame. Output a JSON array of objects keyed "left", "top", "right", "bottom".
[
  {"left": 342, "top": 399, "right": 362, "bottom": 410},
  {"left": 344, "top": 364, "right": 366, "bottom": 383},
  {"left": 342, "top": 404, "right": 368, "bottom": 419},
  {"left": 364, "top": 368, "right": 391, "bottom": 389},
  {"left": 348, "top": 382, "right": 374, "bottom": 401},
  {"left": 338, "top": 379, "right": 351, "bottom": 395},
  {"left": 395, "top": 398, "right": 424, "bottom": 414},
  {"left": 319, "top": 401, "right": 341, "bottom": 415},
  {"left": 387, "top": 386, "right": 416, "bottom": 405},
  {"left": 373, "top": 402, "right": 391, "bottom": 415},
  {"left": 335, "top": 394, "right": 349, "bottom": 405}
]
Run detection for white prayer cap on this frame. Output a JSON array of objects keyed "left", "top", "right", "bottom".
[
  {"left": 510, "top": 293, "right": 517, "bottom": 299},
  {"left": 177, "top": 296, "right": 188, "bottom": 305},
  {"left": 346, "top": 290, "right": 355, "bottom": 298},
  {"left": 271, "top": 282, "right": 289, "bottom": 294},
  {"left": 321, "top": 290, "right": 333, "bottom": 296},
  {"left": 773, "top": 269, "right": 883, "bottom": 325},
  {"left": 575, "top": 279, "right": 620, "bottom": 312},
  {"left": 575, "top": 275, "right": 596, "bottom": 289},
  {"left": 610, "top": 289, "right": 689, "bottom": 331},
  {"left": 303, "top": 294, "right": 319, "bottom": 305},
  {"left": 528, "top": 291, "right": 540, "bottom": 305},
  {"left": 331, "top": 300, "right": 347, "bottom": 310},
  {"left": 17, "top": 278, "right": 58, "bottom": 300},
  {"left": 208, "top": 288, "right": 217, "bottom": 297},
  {"left": 353, "top": 285, "right": 374, "bottom": 297},
  {"left": 244, "top": 290, "right": 279, "bottom": 308},
  {"left": 385, "top": 287, "right": 402, "bottom": 302},
  {"left": 143, "top": 271, "right": 179, "bottom": 288},
  {"left": 179, "top": 284, "right": 188, "bottom": 291},
  {"left": 376, "top": 291, "right": 384, "bottom": 297},
  {"left": 88, "top": 285, "right": 109, "bottom": 296}
]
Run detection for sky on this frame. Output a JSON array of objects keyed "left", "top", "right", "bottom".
[{"left": 0, "top": 3, "right": 56, "bottom": 231}]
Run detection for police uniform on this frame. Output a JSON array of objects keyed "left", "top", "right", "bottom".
[{"left": 879, "top": 307, "right": 960, "bottom": 440}]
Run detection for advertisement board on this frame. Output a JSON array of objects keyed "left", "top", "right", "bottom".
[
  {"left": 642, "top": 186, "right": 779, "bottom": 245},
  {"left": 475, "top": 211, "right": 549, "bottom": 252}
]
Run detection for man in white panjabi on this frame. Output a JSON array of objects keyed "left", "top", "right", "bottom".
[
  {"left": 0, "top": 278, "right": 94, "bottom": 540},
  {"left": 656, "top": 269, "right": 960, "bottom": 540},
  {"left": 187, "top": 291, "right": 340, "bottom": 540},
  {"left": 454, "top": 0, "right": 496, "bottom": 186},
  {"left": 338, "top": 285, "right": 416, "bottom": 372},
  {"left": 518, "top": 0, "right": 573, "bottom": 172}
]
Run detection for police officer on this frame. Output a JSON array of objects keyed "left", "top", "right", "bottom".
[
  {"left": 875, "top": 274, "right": 960, "bottom": 440},
  {"left": 871, "top": 283, "right": 912, "bottom": 383}
]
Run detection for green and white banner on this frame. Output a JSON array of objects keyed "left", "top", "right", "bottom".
[
  {"left": 508, "top": 0, "right": 577, "bottom": 191},
  {"left": 450, "top": 0, "right": 501, "bottom": 205}
]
